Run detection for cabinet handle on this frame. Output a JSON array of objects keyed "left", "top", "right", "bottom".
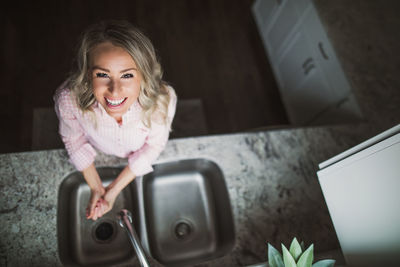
[
  {"left": 302, "top": 57, "right": 315, "bottom": 75},
  {"left": 302, "top": 57, "right": 313, "bottom": 69},
  {"left": 319, "top": 42, "right": 329, "bottom": 60},
  {"left": 304, "top": 64, "right": 315, "bottom": 75}
]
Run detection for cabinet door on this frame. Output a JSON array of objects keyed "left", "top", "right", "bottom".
[
  {"left": 252, "top": 0, "right": 282, "bottom": 32},
  {"left": 285, "top": 69, "right": 334, "bottom": 124},
  {"left": 252, "top": 0, "right": 362, "bottom": 125},
  {"left": 264, "top": 0, "right": 298, "bottom": 61},
  {"left": 253, "top": 0, "right": 310, "bottom": 64},
  {"left": 252, "top": 0, "right": 285, "bottom": 64},
  {"left": 292, "top": 0, "right": 309, "bottom": 15},
  {"left": 275, "top": 28, "right": 312, "bottom": 93},
  {"left": 275, "top": 22, "right": 335, "bottom": 125},
  {"left": 311, "top": 93, "right": 363, "bottom": 125},
  {"left": 302, "top": 6, "right": 351, "bottom": 101},
  {"left": 301, "top": 5, "right": 363, "bottom": 124},
  {"left": 318, "top": 131, "right": 400, "bottom": 266}
]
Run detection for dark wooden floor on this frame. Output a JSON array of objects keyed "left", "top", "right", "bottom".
[{"left": 2, "top": 0, "right": 288, "bottom": 153}]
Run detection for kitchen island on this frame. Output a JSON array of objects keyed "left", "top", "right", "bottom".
[{"left": 1, "top": 124, "right": 375, "bottom": 267}]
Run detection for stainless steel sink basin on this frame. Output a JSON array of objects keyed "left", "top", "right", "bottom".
[
  {"left": 57, "top": 159, "right": 235, "bottom": 266},
  {"left": 139, "top": 159, "right": 235, "bottom": 266},
  {"left": 57, "top": 167, "right": 139, "bottom": 266}
]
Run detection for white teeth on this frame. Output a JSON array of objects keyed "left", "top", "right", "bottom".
[{"left": 106, "top": 98, "right": 125, "bottom": 106}]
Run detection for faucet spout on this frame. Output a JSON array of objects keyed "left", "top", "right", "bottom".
[{"left": 118, "top": 209, "right": 150, "bottom": 267}]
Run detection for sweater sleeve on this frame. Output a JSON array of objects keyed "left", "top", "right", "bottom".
[
  {"left": 128, "top": 87, "right": 177, "bottom": 176},
  {"left": 54, "top": 86, "right": 97, "bottom": 171}
]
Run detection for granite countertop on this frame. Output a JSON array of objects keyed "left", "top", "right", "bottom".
[{"left": 0, "top": 123, "right": 378, "bottom": 267}]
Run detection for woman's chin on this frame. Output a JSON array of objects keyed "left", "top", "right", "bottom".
[{"left": 100, "top": 99, "right": 134, "bottom": 123}]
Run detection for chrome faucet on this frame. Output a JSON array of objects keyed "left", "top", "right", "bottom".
[{"left": 118, "top": 209, "right": 150, "bottom": 267}]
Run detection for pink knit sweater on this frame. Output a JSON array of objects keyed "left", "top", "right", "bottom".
[{"left": 54, "top": 83, "right": 177, "bottom": 176}]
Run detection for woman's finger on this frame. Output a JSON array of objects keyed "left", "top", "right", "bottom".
[
  {"left": 100, "top": 199, "right": 108, "bottom": 214},
  {"left": 89, "top": 197, "right": 99, "bottom": 218},
  {"left": 93, "top": 206, "right": 99, "bottom": 220},
  {"left": 97, "top": 201, "right": 106, "bottom": 218},
  {"left": 103, "top": 200, "right": 110, "bottom": 214},
  {"left": 97, "top": 207, "right": 103, "bottom": 218},
  {"left": 87, "top": 205, "right": 94, "bottom": 219}
]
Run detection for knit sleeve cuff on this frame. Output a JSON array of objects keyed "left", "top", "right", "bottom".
[
  {"left": 69, "top": 143, "right": 97, "bottom": 171},
  {"left": 128, "top": 152, "right": 154, "bottom": 177}
]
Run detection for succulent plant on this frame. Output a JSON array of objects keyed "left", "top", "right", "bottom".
[{"left": 267, "top": 238, "right": 335, "bottom": 267}]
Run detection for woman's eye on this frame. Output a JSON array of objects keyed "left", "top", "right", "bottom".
[
  {"left": 96, "top": 72, "right": 109, "bottom": 78},
  {"left": 121, "top": 73, "right": 134, "bottom": 79}
]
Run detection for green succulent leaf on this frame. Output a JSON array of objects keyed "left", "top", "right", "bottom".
[
  {"left": 312, "top": 259, "right": 336, "bottom": 267},
  {"left": 268, "top": 243, "right": 284, "bottom": 267},
  {"left": 296, "top": 244, "right": 314, "bottom": 267},
  {"left": 300, "top": 241, "right": 306, "bottom": 251},
  {"left": 289, "top": 238, "right": 302, "bottom": 261},
  {"left": 282, "top": 244, "right": 297, "bottom": 267}
]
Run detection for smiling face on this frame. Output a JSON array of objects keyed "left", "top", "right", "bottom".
[{"left": 90, "top": 42, "right": 142, "bottom": 123}]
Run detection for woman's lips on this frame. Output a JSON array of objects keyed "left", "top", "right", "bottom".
[{"left": 105, "top": 97, "right": 127, "bottom": 108}]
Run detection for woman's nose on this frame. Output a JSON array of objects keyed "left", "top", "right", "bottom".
[{"left": 107, "top": 79, "right": 122, "bottom": 94}]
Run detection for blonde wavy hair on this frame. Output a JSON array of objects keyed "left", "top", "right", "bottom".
[{"left": 68, "top": 20, "right": 170, "bottom": 128}]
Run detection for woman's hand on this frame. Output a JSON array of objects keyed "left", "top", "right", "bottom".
[
  {"left": 95, "top": 187, "right": 118, "bottom": 218},
  {"left": 82, "top": 164, "right": 106, "bottom": 220},
  {"left": 92, "top": 166, "right": 137, "bottom": 218},
  {"left": 86, "top": 187, "right": 106, "bottom": 220},
  {"left": 84, "top": 165, "right": 136, "bottom": 219}
]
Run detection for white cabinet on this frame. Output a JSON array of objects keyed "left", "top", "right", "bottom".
[
  {"left": 252, "top": 0, "right": 363, "bottom": 125},
  {"left": 251, "top": 0, "right": 281, "bottom": 33},
  {"left": 253, "top": 0, "right": 307, "bottom": 64},
  {"left": 275, "top": 15, "right": 334, "bottom": 124},
  {"left": 317, "top": 124, "right": 400, "bottom": 266}
]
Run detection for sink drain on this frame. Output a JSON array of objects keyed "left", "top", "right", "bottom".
[
  {"left": 92, "top": 220, "right": 116, "bottom": 243},
  {"left": 174, "top": 220, "right": 194, "bottom": 240}
]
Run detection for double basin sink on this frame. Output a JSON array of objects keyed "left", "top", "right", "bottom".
[{"left": 57, "top": 159, "right": 235, "bottom": 266}]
